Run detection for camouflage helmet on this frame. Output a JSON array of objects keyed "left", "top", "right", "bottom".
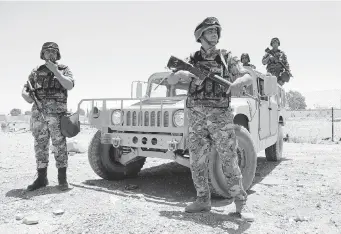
[
  {"left": 270, "top": 37, "right": 280, "bottom": 46},
  {"left": 194, "top": 17, "right": 222, "bottom": 43},
  {"left": 241, "top": 53, "right": 250, "bottom": 63},
  {"left": 40, "top": 42, "right": 61, "bottom": 60}
]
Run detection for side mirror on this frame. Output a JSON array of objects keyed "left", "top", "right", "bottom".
[
  {"left": 136, "top": 82, "right": 143, "bottom": 98},
  {"left": 263, "top": 75, "right": 277, "bottom": 96}
]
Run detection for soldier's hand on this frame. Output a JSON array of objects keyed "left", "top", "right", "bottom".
[
  {"left": 45, "top": 60, "right": 60, "bottom": 75},
  {"left": 168, "top": 70, "right": 194, "bottom": 84}
]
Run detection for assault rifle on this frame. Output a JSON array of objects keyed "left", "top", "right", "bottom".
[
  {"left": 265, "top": 47, "right": 293, "bottom": 77},
  {"left": 166, "top": 55, "right": 232, "bottom": 87},
  {"left": 26, "top": 80, "right": 45, "bottom": 120},
  {"left": 166, "top": 56, "right": 255, "bottom": 99}
]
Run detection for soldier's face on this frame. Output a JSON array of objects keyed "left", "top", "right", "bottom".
[
  {"left": 272, "top": 41, "right": 279, "bottom": 49},
  {"left": 203, "top": 28, "right": 218, "bottom": 44},
  {"left": 241, "top": 57, "right": 248, "bottom": 64},
  {"left": 43, "top": 49, "right": 58, "bottom": 62}
]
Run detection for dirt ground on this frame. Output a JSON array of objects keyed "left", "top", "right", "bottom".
[{"left": 1, "top": 127, "right": 341, "bottom": 234}]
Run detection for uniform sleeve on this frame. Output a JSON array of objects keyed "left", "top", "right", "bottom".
[
  {"left": 262, "top": 53, "right": 270, "bottom": 65},
  {"left": 280, "top": 52, "right": 291, "bottom": 71},
  {"left": 226, "top": 52, "right": 250, "bottom": 81},
  {"left": 62, "top": 66, "right": 75, "bottom": 87},
  {"left": 184, "top": 53, "right": 195, "bottom": 66},
  {"left": 24, "top": 67, "right": 38, "bottom": 91}
]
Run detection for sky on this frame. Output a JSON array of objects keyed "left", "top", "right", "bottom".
[{"left": 0, "top": 1, "right": 340, "bottom": 114}]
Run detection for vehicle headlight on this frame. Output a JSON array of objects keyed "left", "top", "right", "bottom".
[
  {"left": 173, "top": 110, "right": 184, "bottom": 127},
  {"left": 111, "top": 110, "right": 123, "bottom": 125}
]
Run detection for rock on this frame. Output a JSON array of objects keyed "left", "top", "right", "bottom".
[
  {"left": 44, "top": 199, "right": 52, "bottom": 205},
  {"left": 53, "top": 209, "right": 65, "bottom": 215},
  {"left": 23, "top": 216, "right": 39, "bottom": 225},
  {"left": 15, "top": 213, "right": 24, "bottom": 220},
  {"left": 316, "top": 202, "right": 321, "bottom": 208},
  {"left": 125, "top": 184, "right": 139, "bottom": 190},
  {"left": 265, "top": 211, "right": 272, "bottom": 216},
  {"left": 294, "top": 215, "right": 309, "bottom": 222}
]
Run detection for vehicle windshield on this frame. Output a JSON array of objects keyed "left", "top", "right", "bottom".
[{"left": 148, "top": 77, "right": 188, "bottom": 98}]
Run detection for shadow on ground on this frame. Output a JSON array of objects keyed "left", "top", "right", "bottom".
[
  {"left": 159, "top": 210, "right": 252, "bottom": 234},
  {"left": 5, "top": 185, "right": 72, "bottom": 200},
  {"left": 70, "top": 153, "right": 289, "bottom": 207}
]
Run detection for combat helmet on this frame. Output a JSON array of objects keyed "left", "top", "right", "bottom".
[
  {"left": 241, "top": 53, "right": 250, "bottom": 63},
  {"left": 40, "top": 42, "right": 61, "bottom": 60},
  {"left": 194, "top": 17, "right": 222, "bottom": 43},
  {"left": 270, "top": 37, "right": 280, "bottom": 46}
]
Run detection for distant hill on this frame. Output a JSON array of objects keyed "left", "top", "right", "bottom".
[{"left": 301, "top": 89, "right": 341, "bottom": 109}]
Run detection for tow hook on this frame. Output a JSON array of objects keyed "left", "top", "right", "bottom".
[
  {"left": 167, "top": 139, "right": 179, "bottom": 152},
  {"left": 111, "top": 136, "right": 121, "bottom": 148}
]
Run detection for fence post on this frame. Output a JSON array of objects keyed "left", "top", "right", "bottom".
[{"left": 332, "top": 107, "right": 334, "bottom": 142}]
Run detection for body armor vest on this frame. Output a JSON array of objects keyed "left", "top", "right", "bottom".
[
  {"left": 186, "top": 50, "right": 231, "bottom": 108},
  {"left": 34, "top": 65, "right": 68, "bottom": 103}
]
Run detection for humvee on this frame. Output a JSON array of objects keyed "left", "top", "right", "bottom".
[{"left": 77, "top": 68, "right": 286, "bottom": 198}]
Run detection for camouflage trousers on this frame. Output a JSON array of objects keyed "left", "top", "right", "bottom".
[
  {"left": 30, "top": 111, "right": 68, "bottom": 169},
  {"left": 187, "top": 106, "right": 247, "bottom": 203}
]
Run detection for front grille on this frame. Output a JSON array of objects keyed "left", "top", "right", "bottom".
[{"left": 125, "top": 110, "right": 169, "bottom": 127}]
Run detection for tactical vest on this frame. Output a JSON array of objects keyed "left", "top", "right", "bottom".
[
  {"left": 34, "top": 65, "right": 68, "bottom": 103},
  {"left": 186, "top": 50, "right": 231, "bottom": 108}
]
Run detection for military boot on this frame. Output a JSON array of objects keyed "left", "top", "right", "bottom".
[
  {"left": 234, "top": 199, "right": 255, "bottom": 222},
  {"left": 185, "top": 199, "right": 211, "bottom": 213},
  {"left": 27, "top": 168, "right": 48, "bottom": 191},
  {"left": 57, "top": 167, "right": 69, "bottom": 191}
]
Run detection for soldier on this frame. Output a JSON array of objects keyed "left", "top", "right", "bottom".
[
  {"left": 262, "top": 37, "right": 291, "bottom": 85},
  {"left": 167, "top": 17, "right": 254, "bottom": 221},
  {"left": 241, "top": 53, "right": 256, "bottom": 69},
  {"left": 21, "top": 42, "right": 75, "bottom": 191}
]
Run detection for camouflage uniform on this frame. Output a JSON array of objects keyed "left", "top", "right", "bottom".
[
  {"left": 262, "top": 38, "right": 291, "bottom": 84},
  {"left": 29, "top": 65, "right": 73, "bottom": 169},
  {"left": 24, "top": 42, "right": 74, "bottom": 191},
  {"left": 183, "top": 18, "right": 252, "bottom": 217}
]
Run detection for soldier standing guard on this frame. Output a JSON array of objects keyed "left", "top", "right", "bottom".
[
  {"left": 167, "top": 17, "right": 254, "bottom": 221},
  {"left": 241, "top": 53, "right": 256, "bottom": 69},
  {"left": 21, "top": 42, "right": 75, "bottom": 191},
  {"left": 262, "top": 37, "right": 292, "bottom": 85}
]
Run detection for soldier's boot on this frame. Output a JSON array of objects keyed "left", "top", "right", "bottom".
[
  {"left": 234, "top": 199, "right": 255, "bottom": 222},
  {"left": 185, "top": 200, "right": 211, "bottom": 213},
  {"left": 57, "top": 167, "right": 69, "bottom": 191},
  {"left": 27, "top": 168, "right": 48, "bottom": 191}
]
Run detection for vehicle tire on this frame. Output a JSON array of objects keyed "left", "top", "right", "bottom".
[
  {"left": 265, "top": 124, "right": 284, "bottom": 161},
  {"left": 88, "top": 130, "right": 146, "bottom": 180},
  {"left": 208, "top": 125, "right": 257, "bottom": 198}
]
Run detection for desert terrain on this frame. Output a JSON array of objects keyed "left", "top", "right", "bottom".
[{"left": 1, "top": 123, "right": 341, "bottom": 234}]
